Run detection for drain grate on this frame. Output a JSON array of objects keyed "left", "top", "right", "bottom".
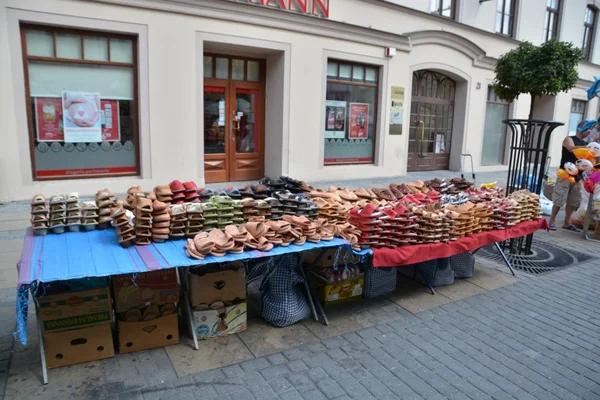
[{"left": 477, "top": 239, "right": 595, "bottom": 275}]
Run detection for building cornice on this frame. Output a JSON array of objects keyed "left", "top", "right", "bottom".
[
  {"left": 408, "top": 30, "right": 496, "bottom": 70},
  {"left": 85, "top": 0, "right": 411, "bottom": 51}
]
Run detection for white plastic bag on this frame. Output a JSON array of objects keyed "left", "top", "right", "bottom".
[{"left": 540, "top": 193, "right": 553, "bottom": 216}]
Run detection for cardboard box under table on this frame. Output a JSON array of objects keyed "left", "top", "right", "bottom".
[
  {"left": 188, "top": 263, "right": 247, "bottom": 339},
  {"left": 112, "top": 269, "right": 178, "bottom": 313},
  {"left": 112, "top": 269, "right": 180, "bottom": 353},
  {"left": 37, "top": 278, "right": 115, "bottom": 368},
  {"left": 309, "top": 271, "right": 364, "bottom": 306}
]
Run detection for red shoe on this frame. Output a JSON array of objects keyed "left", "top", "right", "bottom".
[
  {"left": 183, "top": 181, "right": 198, "bottom": 192},
  {"left": 170, "top": 180, "right": 185, "bottom": 193}
]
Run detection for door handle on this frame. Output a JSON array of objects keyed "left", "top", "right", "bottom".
[{"left": 419, "top": 120, "right": 424, "bottom": 157}]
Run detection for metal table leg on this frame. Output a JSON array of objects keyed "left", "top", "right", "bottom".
[
  {"left": 178, "top": 267, "right": 199, "bottom": 350},
  {"left": 414, "top": 264, "right": 435, "bottom": 295},
  {"left": 297, "top": 263, "right": 319, "bottom": 322},
  {"left": 493, "top": 242, "right": 516, "bottom": 276},
  {"left": 34, "top": 297, "right": 48, "bottom": 385},
  {"left": 301, "top": 248, "right": 334, "bottom": 326}
]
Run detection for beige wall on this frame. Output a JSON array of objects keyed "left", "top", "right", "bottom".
[{"left": 1, "top": 0, "right": 600, "bottom": 201}]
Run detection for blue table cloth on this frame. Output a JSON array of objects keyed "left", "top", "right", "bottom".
[{"left": 16, "top": 228, "right": 370, "bottom": 344}]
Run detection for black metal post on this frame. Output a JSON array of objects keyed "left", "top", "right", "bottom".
[{"left": 503, "top": 119, "right": 564, "bottom": 254}]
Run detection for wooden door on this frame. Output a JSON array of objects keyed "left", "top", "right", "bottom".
[
  {"left": 407, "top": 71, "right": 455, "bottom": 172},
  {"left": 203, "top": 55, "right": 265, "bottom": 183}
]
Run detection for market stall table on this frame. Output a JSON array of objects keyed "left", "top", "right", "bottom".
[
  {"left": 15, "top": 228, "right": 364, "bottom": 384},
  {"left": 367, "top": 218, "right": 549, "bottom": 293}
]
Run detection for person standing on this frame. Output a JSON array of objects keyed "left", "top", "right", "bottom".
[{"left": 549, "top": 121, "right": 591, "bottom": 231}]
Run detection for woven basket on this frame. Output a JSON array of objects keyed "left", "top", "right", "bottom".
[
  {"left": 450, "top": 252, "right": 475, "bottom": 279},
  {"left": 399, "top": 259, "right": 454, "bottom": 287},
  {"left": 363, "top": 267, "right": 397, "bottom": 298}
]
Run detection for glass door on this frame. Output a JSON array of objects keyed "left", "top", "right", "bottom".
[
  {"left": 229, "top": 84, "right": 262, "bottom": 181},
  {"left": 203, "top": 55, "right": 265, "bottom": 183},
  {"left": 204, "top": 86, "right": 228, "bottom": 182}
]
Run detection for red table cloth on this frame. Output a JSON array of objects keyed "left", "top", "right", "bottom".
[{"left": 371, "top": 218, "right": 549, "bottom": 267}]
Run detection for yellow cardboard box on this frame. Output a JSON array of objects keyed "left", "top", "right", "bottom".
[
  {"left": 192, "top": 302, "right": 247, "bottom": 339},
  {"left": 310, "top": 272, "right": 364, "bottom": 306},
  {"left": 38, "top": 286, "right": 112, "bottom": 333}
]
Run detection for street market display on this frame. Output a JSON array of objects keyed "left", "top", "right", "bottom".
[{"left": 28, "top": 176, "right": 545, "bottom": 257}]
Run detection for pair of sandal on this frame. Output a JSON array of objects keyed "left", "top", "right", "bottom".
[
  {"left": 110, "top": 206, "right": 135, "bottom": 248},
  {"left": 122, "top": 303, "right": 176, "bottom": 322},
  {"left": 151, "top": 200, "right": 171, "bottom": 242}
]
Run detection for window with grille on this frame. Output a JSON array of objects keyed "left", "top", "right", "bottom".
[
  {"left": 430, "top": 0, "right": 455, "bottom": 19},
  {"left": 324, "top": 60, "right": 380, "bottom": 165},
  {"left": 496, "top": 0, "right": 516, "bottom": 37},
  {"left": 543, "top": 0, "right": 560, "bottom": 42},
  {"left": 582, "top": 6, "right": 597, "bottom": 61},
  {"left": 21, "top": 24, "right": 139, "bottom": 180}
]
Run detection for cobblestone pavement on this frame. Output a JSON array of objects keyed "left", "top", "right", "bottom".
[{"left": 91, "top": 255, "right": 599, "bottom": 400}]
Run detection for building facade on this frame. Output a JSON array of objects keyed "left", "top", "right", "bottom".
[{"left": 1, "top": 0, "right": 599, "bottom": 201}]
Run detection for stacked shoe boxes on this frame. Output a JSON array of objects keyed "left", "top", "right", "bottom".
[
  {"left": 37, "top": 277, "right": 114, "bottom": 368},
  {"left": 112, "top": 269, "right": 179, "bottom": 353},
  {"left": 189, "top": 262, "right": 247, "bottom": 339},
  {"left": 305, "top": 248, "right": 364, "bottom": 306}
]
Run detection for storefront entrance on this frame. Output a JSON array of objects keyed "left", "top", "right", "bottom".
[
  {"left": 408, "top": 70, "right": 456, "bottom": 171},
  {"left": 203, "top": 55, "right": 265, "bottom": 182}
]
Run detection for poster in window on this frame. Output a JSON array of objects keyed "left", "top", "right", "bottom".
[
  {"left": 100, "top": 100, "right": 120, "bottom": 141},
  {"left": 435, "top": 133, "right": 446, "bottom": 153},
  {"left": 35, "top": 97, "right": 64, "bottom": 142},
  {"left": 389, "top": 86, "right": 404, "bottom": 135},
  {"left": 349, "top": 103, "right": 369, "bottom": 139},
  {"left": 324, "top": 100, "right": 347, "bottom": 139},
  {"left": 62, "top": 91, "right": 102, "bottom": 143}
]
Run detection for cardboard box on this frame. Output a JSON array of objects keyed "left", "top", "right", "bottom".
[
  {"left": 189, "top": 268, "right": 246, "bottom": 307},
  {"left": 38, "top": 287, "right": 112, "bottom": 333},
  {"left": 43, "top": 323, "right": 114, "bottom": 368},
  {"left": 310, "top": 272, "right": 364, "bottom": 306},
  {"left": 193, "top": 302, "right": 247, "bottom": 339},
  {"left": 42, "top": 277, "right": 110, "bottom": 296},
  {"left": 117, "top": 313, "right": 179, "bottom": 353},
  {"left": 112, "top": 269, "right": 178, "bottom": 313},
  {"left": 304, "top": 248, "right": 360, "bottom": 268}
]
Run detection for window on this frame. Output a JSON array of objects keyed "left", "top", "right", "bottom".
[
  {"left": 430, "top": 0, "right": 455, "bottom": 19},
  {"left": 582, "top": 6, "right": 597, "bottom": 61},
  {"left": 496, "top": 0, "right": 516, "bottom": 36},
  {"left": 481, "top": 88, "right": 509, "bottom": 166},
  {"left": 569, "top": 100, "right": 587, "bottom": 135},
  {"left": 543, "top": 0, "right": 560, "bottom": 42},
  {"left": 21, "top": 25, "right": 138, "bottom": 180},
  {"left": 324, "top": 60, "right": 379, "bottom": 165}
]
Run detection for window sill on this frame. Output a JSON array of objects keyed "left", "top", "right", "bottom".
[{"left": 34, "top": 171, "right": 139, "bottom": 181}]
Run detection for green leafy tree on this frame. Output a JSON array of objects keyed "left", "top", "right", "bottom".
[{"left": 493, "top": 40, "right": 582, "bottom": 121}]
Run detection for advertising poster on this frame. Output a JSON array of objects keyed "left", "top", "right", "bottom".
[
  {"left": 35, "top": 97, "right": 64, "bottom": 141},
  {"left": 62, "top": 91, "right": 102, "bottom": 143},
  {"left": 348, "top": 103, "right": 369, "bottom": 139},
  {"left": 389, "top": 86, "right": 404, "bottom": 135},
  {"left": 324, "top": 100, "right": 347, "bottom": 139},
  {"left": 100, "top": 100, "right": 120, "bottom": 141}
]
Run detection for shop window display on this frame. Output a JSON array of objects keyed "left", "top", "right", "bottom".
[
  {"left": 324, "top": 60, "right": 379, "bottom": 165},
  {"left": 21, "top": 24, "right": 139, "bottom": 180}
]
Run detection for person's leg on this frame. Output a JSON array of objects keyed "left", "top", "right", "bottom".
[
  {"left": 564, "top": 205, "right": 576, "bottom": 228},
  {"left": 549, "top": 205, "right": 561, "bottom": 226},
  {"left": 549, "top": 179, "right": 569, "bottom": 229},
  {"left": 563, "top": 181, "right": 583, "bottom": 231}
]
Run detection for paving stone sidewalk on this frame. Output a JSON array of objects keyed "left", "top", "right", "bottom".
[{"left": 84, "top": 255, "right": 597, "bottom": 400}]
